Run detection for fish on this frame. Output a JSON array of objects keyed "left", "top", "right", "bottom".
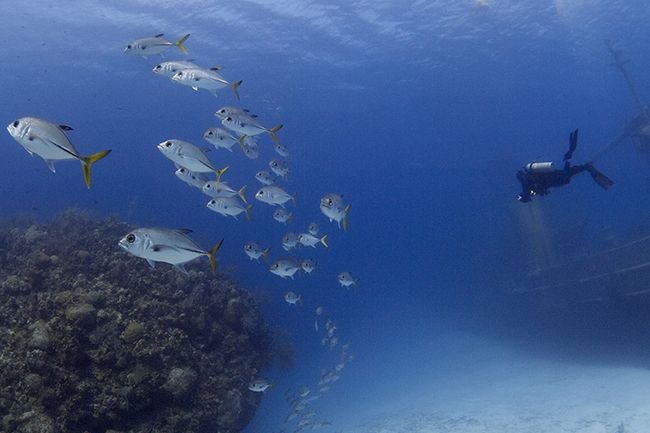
[
  {"left": 308, "top": 223, "right": 319, "bottom": 236},
  {"left": 269, "top": 258, "right": 301, "bottom": 279},
  {"left": 282, "top": 232, "right": 300, "bottom": 251},
  {"left": 202, "top": 181, "right": 247, "bottom": 203},
  {"left": 269, "top": 159, "right": 289, "bottom": 180},
  {"left": 118, "top": 227, "right": 222, "bottom": 273},
  {"left": 301, "top": 258, "right": 316, "bottom": 274},
  {"left": 320, "top": 193, "right": 352, "bottom": 231},
  {"left": 284, "top": 291, "right": 302, "bottom": 305},
  {"left": 316, "top": 306, "right": 324, "bottom": 316},
  {"left": 298, "top": 386, "right": 311, "bottom": 398},
  {"left": 174, "top": 167, "right": 208, "bottom": 189},
  {"left": 329, "top": 336, "right": 339, "bottom": 349},
  {"left": 203, "top": 127, "right": 238, "bottom": 152},
  {"left": 124, "top": 33, "right": 190, "bottom": 56},
  {"left": 222, "top": 114, "right": 283, "bottom": 144},
  {"left": 297, "top": 233, "right": 328, "bottom": 248},
  {"left": 255, "top": 170, "right": 275, "bottom": 185},
  {"left": 206, "top": 197, "right": 252, "bottom": 220},
  {"left": 6, "top": 117, "right": 111, "bottom": 189},
  {"left": 157, "top": 139, "right": 229, "bottom": 183},
  {"left": 273, "top": 209, "right": 293, "bottom": 224},
  {"left": 240, "top": 136, "right": 260, "bottom": 159},
  {"left": 248, "top": 379, "right": 273, "bottom": 392},
  {"left": 244, "top": 242, "right": 270, "bottom": 262},
  {"left": 172, "top": 68, "right": 242, "bottom": 100},
  {"left": 338, "top": 271, "right": 359, "bottom": 287},
  {"left": 152, "top": 60, "right": 205, "bottom": 77},
  {"left": 214, "top": 106, "right": 255, "bottom": 120},
  {"left": 255, "top": 185, "right": 295, "bottom": 207},
  {"left": 274, "top": 141, "right": 289, "bottom": 157}
]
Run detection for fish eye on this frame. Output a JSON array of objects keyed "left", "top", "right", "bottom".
[
  {"left": 179, "top": 168, "right": 186, "bottom": 173},
  {"left": 165, "top": 141, "right": 172, "bottom": 147},
  {"left": 209, "top": 200, "right": 215, "bottom": 205},
  {"left": 225, "top": 117, "right": 232, "bottom": 121},
  {"left": 154, "top": 65, "right": 161, "bottom": 70},
  {"left": 12, "top": 120, "right": 19, "bottom": 127},
  {"left": 141, "top": 46, "right": 146, "bottom": 50},
  {"left": 126, "top": 234, "right": 136, "bottom": 243},
  {"left": 127, "top": 44, "right": 132, "bottom": 49},
  {"left": 206, "top": 184, "right": 211, "bottom": 189},
  {"left": 207, "top": 131, "right": 213, "bottom": 136}
]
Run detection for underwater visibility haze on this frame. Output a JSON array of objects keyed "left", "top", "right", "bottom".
[{"left": 2, "top": 0, "right": 650, "bottom": 432}]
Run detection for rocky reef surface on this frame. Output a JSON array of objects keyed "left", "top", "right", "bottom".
[{"left": 0, "top": 210, "right": 273, "bottom": 433}]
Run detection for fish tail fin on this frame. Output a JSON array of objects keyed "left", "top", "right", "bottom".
[
  {"left": 232, "top": 80, "right": 243, "bottom": 101},
  {"left": 238, "top": 185, "right": 248, "bottom": 204},
  {"left": 263, "top": 247, "right": 270, "bottom": 262},
  {"left": 238, "top": 135, "right": 247, "bottom": 151},
  {"left": 81, "top": 149, "right": 112, "bottom": 189},
  {"left": 342, "top": 204, "right": 352, "bottom": 231},
  {"left": 291, "top": 192, "right": 297, "bottom": 204},
  {"left": 175, "top": 33, "right": 190, "bottom": 54},
  {"left": 245, "top": 204, "right": 253, "bottom": 221},
  {"left": 215, "top": 165, "right": 229, "bottom": 185},
  {"left": 208, "top": 238, "right": 224, "bottom": 272},
  {"left": 268, "top": 124, "right": 283, "bottom": 145},
  {"left": 320, "top": 234, "right": 329, "bottom": 248},
  {"left": 287, "top": 212, "right": 293, "bottom": 224}
]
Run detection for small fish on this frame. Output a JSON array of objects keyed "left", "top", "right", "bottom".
[
  {"left": 118, "top": 227, "right": 222, "bottom": 273},
  {"left": 329, "top": 336, "right": 339, "bottom": 349},
  {"left": 335, "top": 363, "right": 345, "bottom": 372},
  {"left": 301, "top": 258, "right": 316, "bottom": 274},
  {"left": 124, "top": 33, "right": 190, "bottom": 56},
  {"left": 6, "top": 117, "right": 111, "bottom": 189},
  {"left": 172, "top": 68, "right": 242, "bottom": 99},
  {"left": 202, "top": 181, "right": 247, "bottom": 203},
  {"left": 338, "top": 271, "right": 359, "bottom": 287},
  {"left": 206, "top": 197, "right": 252, "bottom": 220},
  {"left": 203, "top": 127, "right": 238, "bottom": 152},
  {"left": 308, "top": 223, "right": 319, "bottom": 236},
  {"left": 158, "top": 139, "right": 228, "bottom": 182},
  {"left": 270, "top": 258, "right": 301, "bottom": 279},
  {"left": 214, "top": 106, "right": 255, "bottom": 120},
  {"left": 298, "top": 233, "right": 328, "bottom": 248},
  {"left": 244, "top": 242, "right": 270, "bottom": 262},
  {"left": 256, "top": 185, "right": 295, "bottom": 207},
  {"left": 269, "top": 159, "right": 289, "bottom": 179},
  {"left": 152, "top": 60, "right": 204, "bottom": 77},
  {"left": 241, "top": 137, "right": 260, "bottom": 159},
  {"left": 274, "top": 141, "right": 289, "bottom": 157},
  {"left": 175, "top": 167, "right": 208, "bottom": 189},
  {"left": 320, "top": 193, "right": 352, "bottom": 231},
  {"left": 298, "top": 386, "right": 311, "bottom": 398},
  {"left": 319, "top": 386, "right": 330, "bottom": 393},
  {"left": 248, "top": 379, "right": 273, "bottom": 392},
  {"left": 316, "top": 306, "right": 324, "bottom": 316},
  {"left": 255, "top": 170, "right": 275, "bottom": 186},
  {"left": 273, "top": 209, "right": 293, "bottom": 224},
  {"left": 282, "top": 232, "right": 300, "bottom": 251},
  {"left": 222, "top": 114, "right": 283, "bottom": 144},
  {"left": 284, "top": 291, "right": 302, "bottom": 305}
]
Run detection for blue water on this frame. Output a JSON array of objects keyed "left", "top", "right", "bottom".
[{"left": 3, "top": 1, "right": 650, "bottom": 432}]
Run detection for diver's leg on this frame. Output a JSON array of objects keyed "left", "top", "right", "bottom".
[{"left": 563, "top": 129, "right": 578, "bottom": 161}]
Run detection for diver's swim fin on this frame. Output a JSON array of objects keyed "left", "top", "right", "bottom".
[
  {"left": 564, "top": 129, "right": 578, "bottom": 161},
  {"left": 586, "top": 163, "right": 614, "bottom": 190}
]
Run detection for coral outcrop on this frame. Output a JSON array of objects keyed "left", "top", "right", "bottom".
[{"left": 0, "top": 210, "right": 273, "bottom": 433}]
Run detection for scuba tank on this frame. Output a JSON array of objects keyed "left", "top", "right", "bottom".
[{"left": 524, "top": 162, "right": 554, "bottom": 173}]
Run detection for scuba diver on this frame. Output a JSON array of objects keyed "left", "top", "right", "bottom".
[{"left": 516, "top": 129, "right": 614, "bottom": 203}]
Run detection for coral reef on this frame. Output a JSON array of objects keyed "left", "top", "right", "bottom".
[{"left": 0, "top": 210, "right": 273, "bottom": 433}]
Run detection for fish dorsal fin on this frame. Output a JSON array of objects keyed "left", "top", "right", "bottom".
[
  {"left": 44, "top": 159, "right": 56, "bottom": 173},
  {"left": 154, "top": 33, "right": 164, "bottom": 38},
  {"left": 146, "top": 259, "right": 156, "bottom": 269},
  {"left": 59, "top": 124, "right": 73, "bottom": 131},
  {"left": 175, "top": 228, "right": 193, "bottom": 235}
]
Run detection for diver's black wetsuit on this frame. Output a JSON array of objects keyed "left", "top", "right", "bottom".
[{"left": 516, "top": 129, "right": 614, "bottom": 203}]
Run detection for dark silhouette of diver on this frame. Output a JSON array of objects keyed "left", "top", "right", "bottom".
[{"left": 516, "top": 129, "right": 614, "bottom": 203}]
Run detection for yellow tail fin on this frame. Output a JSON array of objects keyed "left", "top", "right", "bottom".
[
  {"left": 175, "top": 34, "right": 190, "bottom": 54},
  {"left": 238, "top": 135, "right": 247, "bottom": 151},
  {"left": 215, "top": 165, "right": 229, "bottom": 186},
  {"left": 238, "top": 185, "right": 248, "bottom": 204},
  {"left": 81, "top": 149, "right": 112, "bottom": 189},
  {"left": 232, "top": 80, "right": 243, "bottom": 101},
  {"left": 208, "top": 238, "right": 224, "bottom": 272},
  {"left": 268, "top": 124, "right": 283, "bottom": 145},
  {"left": 245, "top": 204, "right": 253, "bottom": 222},
  {"left": 320, "top": 234, "right": 329, "bottom": 248},
  {"left": 342, "top": 204, "right": 352, "bottom": 232}
]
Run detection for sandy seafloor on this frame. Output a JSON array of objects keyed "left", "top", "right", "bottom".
[{"left": 335, "top": 333, "right": 650, "bottom": 433}]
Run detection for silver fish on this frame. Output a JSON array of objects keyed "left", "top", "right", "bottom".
[
  {"left": 301, "top": 258, "right": 316, "bottom": 274},
  {"left": 6, "top": 117, "right": 111, "bottom": 189},
  {"left": 274, "top": 141, "right": 289, "bottom": 157},
  {"left": 269, "top": 258, "right": 301, "bottom": 279},
  {"left": 240, "top": 136, "right": 260, "bottom": 159},
  {"left": 171, "top": 68, "right": 242, "bottom": 99},
  {"left": 202, "top": 181, "right": 247, "bottom": 203},
  {"left": 152, "top": 60, "right": 204, "bottom": 77},
  {"left": 282, "top": 232, "right": 300, "bottom": 251},
  {"left": 244, "top": 242, "right": 270, "bottom": 262},
  {"left": 269, "top": 159, "right": 289, "bottom": 179},
  {"left": 203, "top": 127, "right": 238, "bottom": 152},
  {"left": 248, "top": 379, "right": 273, "bottom": 392},
  {"left": 299, "top": 386, "right": 311, "bottom": 398},
  {"left": 338, "top": 271, "right": 358, "bottom": 287},
  {"left": 124, "top": 33, "right": 190, "bottom": 56},
  {"left": 298, "top": 233, "right": 328, "bottom": 248},
  {"left": 206, "top": 197, "right": 252, "bottom": 220},
  {"left": 284, "top": 291, "right": 302, "bottom": 305},
  {"left": 222, "top": 114, "right": 283, "bottom": 144},
  {"left": 320, "top": 193, "right": 351, "bottom": 231},
  {"left": 316, "top": 306, "right": 324, "bottom": 316},
  {"left": 255, "top": 185, "right": 295, "bottom": 207},
  {"left": 175, "top": 166, "right": 208, "bottom": 189},
  {"left": 273, "top": 208, "right": 293, "bottom": 224},
  {"left": 118, "top": 227, "right": 222, "bottom": 273},
  {"left": 308, "top": 223, "right": 319, "bottom": 236},
  {"left": 158, "top": 139, "right": 228, "bottom": 182},
  {"left": 255, "top": 170, "right": 275, "bottom": 186},
  {"left": 214, "top": 106, "right": 255, "bottom": 120}
]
